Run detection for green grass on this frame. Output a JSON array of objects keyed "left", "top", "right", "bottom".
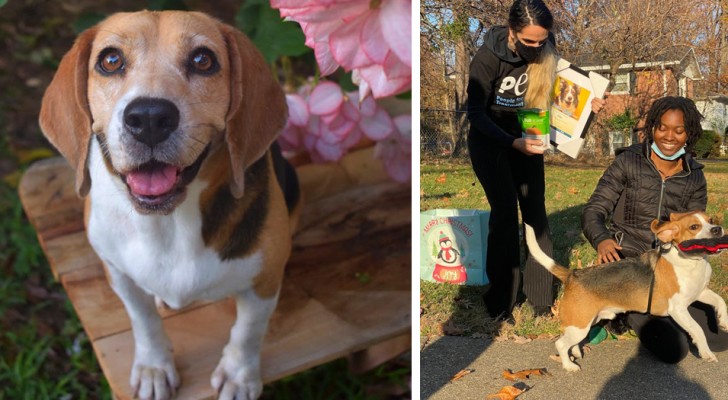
[
  {"left": 420, "top": 155, "right": 728, "bottom": 340},
  {"left": 0, "top": 181, "right": 111, "bottom": 400}
]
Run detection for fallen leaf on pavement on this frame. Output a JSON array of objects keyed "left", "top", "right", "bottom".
[
  {"left": 512, "top": 336, "right": 532, "bottom": 344},
  {"left": 486, "top": 382, "right": 529, "bottom": 399},
  {"left": 442, "top": 321, "right": 464, "bottom": 336},
  {"left": 449, "top": 368, "right": 474, "bottom": 383},
  {"left": 502, "top": 368, "right": 551, "bottom": 381}
]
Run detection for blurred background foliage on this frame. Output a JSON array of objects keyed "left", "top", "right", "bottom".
[{"left": 0, "top": 0, "right": 410, "bottom": 398}]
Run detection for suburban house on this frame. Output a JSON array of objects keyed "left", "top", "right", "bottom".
[{"left": 575, "top": 48, "right": 719, "bottom": 154}]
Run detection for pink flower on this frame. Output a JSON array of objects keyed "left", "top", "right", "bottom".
[
  {"left": 278, "top": 93, "right": 309, "bottom": 152},
  {"left": 270, "top": 0, "right": 411, "bottom": 99},
  {"left": 278, "top": 81, "right": 398, "bottom": 163},
  {"left": 375, "top": 114, "right": 411, "bottom": 183}
]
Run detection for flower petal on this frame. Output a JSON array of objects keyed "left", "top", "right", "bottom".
[
  {"left": 360, "top": 9, "right": 388, "bottom": 64},
  {"left": 357, "top": 63, "right": 410, "bottom": 98},
  {"left": 329, "top": 13, "right": 372, "bottom": 70},
  {"left": 379, "top": 0, "right": 412, "bottom": 67},
  {"left": 360, "top": 107, "right": 394, "bottom": 140},
  {"left": 286, "top": 94, "right": 309, "bottom": 127},
  {"left": 309, "top": 81, "right": 344, "bottom": 115}
]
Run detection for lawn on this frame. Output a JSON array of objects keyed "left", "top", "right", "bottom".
[{"left": 420, "top": 155, "right": 728, "bottom": 342}]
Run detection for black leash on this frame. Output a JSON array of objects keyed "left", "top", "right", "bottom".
[
  {"left": 646, "top": 272, "right": 656, "bottom": 314},
  {"left": 647, "top": 242, "right": 674, "bottom": 314}
]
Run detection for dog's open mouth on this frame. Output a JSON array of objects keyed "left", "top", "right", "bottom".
[
  {"left": 126, "top": 162, "right": 181, "bottom": 201},
  {"left": 121, "top": 147, "right": 209, "bottom": 212}
]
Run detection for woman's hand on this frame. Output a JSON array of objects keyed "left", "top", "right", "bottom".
[
  {"left": 591, "top": 95, "right": 607, "bottom": 114},
  {"left": 597, "top": 239, "right": 622, "bottom": 264},
  {"left": 512, "top": 138, "right": 546, "bottom": 155}
]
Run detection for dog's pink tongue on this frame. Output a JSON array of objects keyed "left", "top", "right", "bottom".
[{"left": 126, "top": 165, "right": 178, "bottom": 196}]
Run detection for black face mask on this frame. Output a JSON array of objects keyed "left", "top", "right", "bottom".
[{"left": 515, "top": 39, "right": 543, "bottom": 63}]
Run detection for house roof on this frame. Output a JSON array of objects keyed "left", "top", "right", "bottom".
[{"left": 572, "top": 48, "right": 703, "bottom": 80}]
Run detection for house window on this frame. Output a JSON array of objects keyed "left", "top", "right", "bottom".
[
  {"left": 678, "top": 76, "right": 687, "bottom": 96},
  {"left": 609, "top": 130, "right": 631, "bottom": 155},
  {"left": 611, "top": 72, "right": 633, "bottom": 95}
]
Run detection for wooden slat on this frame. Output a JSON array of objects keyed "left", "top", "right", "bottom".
[
  {"left": 43, "top": 231, "right": 99, "bottom": 278},
  {"left": 18, "top": 157, "right": 84, "bottom": 241},
  {"left": 18, "top": 154, "right": 411, "bottom": 399}
]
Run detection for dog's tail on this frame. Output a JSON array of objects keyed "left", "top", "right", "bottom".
[{"left": 524, "top": 224, "right": 571, "bottom": 282}]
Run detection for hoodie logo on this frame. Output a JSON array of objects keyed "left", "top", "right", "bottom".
[{"left": 498, "top": 73, "right": 528, "bottom": 95}]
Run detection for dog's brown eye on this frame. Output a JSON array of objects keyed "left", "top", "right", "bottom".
[
  {"left": 97, "top": 48, "right": 125, "bottom": 74},
  {"left": 188, "top": 47, "right": 219, "bottom": 75},
  {"left": 690, "top": 224, "right": 700, "bottom": 230},
  {"left": 193, "top": 53, "right": 212, "bottom": 70}
]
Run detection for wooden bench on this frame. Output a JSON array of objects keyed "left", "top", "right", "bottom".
[{"left": 18, "top": 150, "right": 411, "bottom": 399}]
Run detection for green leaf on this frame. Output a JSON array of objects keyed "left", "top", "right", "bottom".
[
  {"left": 73, "top": 13, "right": 107, "bottom": 34},
  {"left": 0, "top": 0, "right": 7, "bottom": 8},
  {"left": 236, "top": 3, "right": 310, "bottom": 63},
  {"left": 146, "top": 0, "right": 188, "bottom": 11},
  {"left": 337, "top": 72, "right": 357, "bottom": 92}
]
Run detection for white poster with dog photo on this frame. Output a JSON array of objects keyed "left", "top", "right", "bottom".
[{"left": 549, "top": 58, "right": 610, "bottom": 158}]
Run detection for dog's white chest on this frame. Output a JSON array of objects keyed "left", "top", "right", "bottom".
[
  {"left": 664, "top": 250, "right": 712, "bottom": 300},
  {"left": 86, "top": 142, "right": 261, "bottom": 308}
]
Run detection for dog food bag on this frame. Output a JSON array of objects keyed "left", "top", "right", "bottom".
[{"left": 517, "top": 108, "right": 550, "bottom": 150}]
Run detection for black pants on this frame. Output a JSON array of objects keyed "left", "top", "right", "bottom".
[
  {"left": 468, "top": 133, "right": 554, "bottom": 318},
  {"left": 628, "top": 303, "right": 728, "bottom": 363}
]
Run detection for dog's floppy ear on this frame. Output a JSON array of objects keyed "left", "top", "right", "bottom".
[
  {"left": 220, "top": 23, "right": 287, "bottom": 199},
  {"left": 669, "top": 211, "right": 692, "bottom": 222},
  {"left": 651, "top": 219, "right": 679, "bottom": 243},
  {"left": 39, "top": 27, "right": 97, "bottom": 197}
]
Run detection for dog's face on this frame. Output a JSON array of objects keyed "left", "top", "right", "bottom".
[
  {"left": 651, "top": 211, "right": 724, "bottom": 244},
  {"left": 40, "top": 11, "right": 287, "bottom": 213},
  {"left": 87, "top": 12, "right": 229, "bottom": 212},
  {"left": 558, "top": 80, "right": 580, "bottom": 108}
]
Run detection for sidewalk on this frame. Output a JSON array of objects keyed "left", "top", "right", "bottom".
[{"left": 421, "top": 335, "right": 728, "bottom": 399}]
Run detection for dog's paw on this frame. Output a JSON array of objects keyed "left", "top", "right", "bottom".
[
  {"left": 700, "top": 351, "right": 718, "bottom": 362},
  {"left": 571, "top": 346, "right": 583, "bottom": 359},
  {"left": 718, "top": 320, "right": 728, "bottom": 333},
  {"left": 211, "top": 350, "right": 262, "bottom": 400},
  {"left": 563, "top": 361, "right": 581, "bottom": 372},
  {"left": 130, "top": 357, "right": 180, "bottom": 400}
]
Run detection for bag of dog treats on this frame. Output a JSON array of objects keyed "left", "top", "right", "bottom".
[{"left": 517, "top": 108, "right": 550, "bottom": 150}]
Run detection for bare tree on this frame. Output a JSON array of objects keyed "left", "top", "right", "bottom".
[{"left": 421, "top": 0, "right": 722, "bottom": 158}]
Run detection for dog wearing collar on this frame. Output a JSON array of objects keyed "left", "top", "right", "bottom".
[
  {"left": 525, "top": 211, "right": 728, "bottom": 371},
  {"left": 39, "top": 11, "right": 300, "bottom": 400}
]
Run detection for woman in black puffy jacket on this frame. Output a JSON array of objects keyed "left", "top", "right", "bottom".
[{"left": 582, "top": 96, "right": 728, "bottom": 363}]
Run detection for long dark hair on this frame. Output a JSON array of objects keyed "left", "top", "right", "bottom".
[
  {"left": 508, "top": 0, "right": 557, "bottom": 109},
  {"left": 643, "top": 96, "right": 703, "bottom": 152},
  {"left": 509, "top": 0, "right": 554, "bottom": 33}
]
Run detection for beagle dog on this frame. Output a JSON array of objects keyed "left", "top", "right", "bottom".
[
  {"left": 39, "top": 11, "right": 301, "bottom": 400},
  {"left": 525, "top": 211, "right": 728, "bottom": 371}
]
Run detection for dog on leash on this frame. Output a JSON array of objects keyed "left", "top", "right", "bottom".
[
  {"left": 524, "top": 211, "right": 728, "bottom": 371},
  {"left": 554, "top": 79, "right": 580, "bottom": 116},
  {"left": 39, "top": 11, "right": 300, "bottom": 399}
]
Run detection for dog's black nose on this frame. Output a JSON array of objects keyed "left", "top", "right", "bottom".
[
  {"left": 123, "top": 98, "right": 180, "bottom": 146},
  {"left": 711, "top": 226, "right": 724, "bottom": 236}
]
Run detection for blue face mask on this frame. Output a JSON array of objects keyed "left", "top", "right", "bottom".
[{"left": 651, "top": 142, "right": 685, "bottom": 161}]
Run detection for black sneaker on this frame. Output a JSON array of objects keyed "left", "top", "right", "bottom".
[{"left": 532, "top": 305, "right": 553, "bottom": 317}]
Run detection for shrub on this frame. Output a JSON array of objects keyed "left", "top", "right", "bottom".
[{"left": 694, "top": 130, "right": 722, "bottom": 158}]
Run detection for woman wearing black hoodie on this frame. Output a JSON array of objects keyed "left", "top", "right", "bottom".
[{"left": 467, "top": 0, "right": 604, "bottom": 319}]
